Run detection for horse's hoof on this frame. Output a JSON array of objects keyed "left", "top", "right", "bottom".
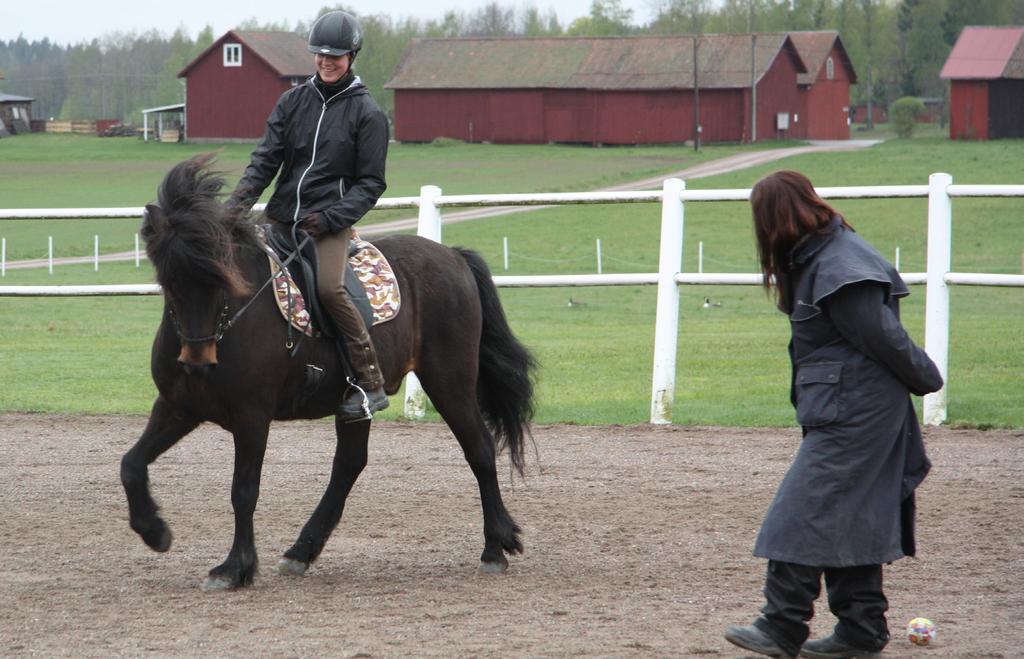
[
  {"left": 200, "top": 575, "right": 235, "bottom": 592},
  {"left": 153, "top": 527, "right": 173, "bottom": 553},
  {"left": 140, "top": 525, "right": 172, "bottom": 553},
  {"left": 478, "top": 560, "right": 508, "bottom": 574},
  {"left": 275, "top": 557, "right": 308, "bottom": 577}
]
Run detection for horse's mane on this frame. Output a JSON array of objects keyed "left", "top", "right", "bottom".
[{"left": 142, "top": 154, "right": 259, "bottom": 296}]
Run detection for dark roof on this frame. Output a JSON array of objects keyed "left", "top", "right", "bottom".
[
  {"left": 786, "top": 30, "right": 858, "bottom": 85},
  {"left": 0, "top": 93, "right": 34, "bottom": 103},
  {"left": 940, "top": 26, "right": 1024, "bottom": 80},
  {"left": 385, "top": 34, "right": 807, "bottom": 91},
  {"left": 179, "top": 30, "right": 312, "bottom": 78}
]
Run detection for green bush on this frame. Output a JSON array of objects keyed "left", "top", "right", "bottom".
[
  {"left": 430, "top": 136, "right": 466, "bottom": 147},
  {"left": 890, "top": 97, "right": 926, "bottom": 139}
]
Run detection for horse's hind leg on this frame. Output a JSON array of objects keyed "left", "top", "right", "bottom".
[
  {"left": 278, "top": 417, "right": 370, "bottom": 576},
  {"left": 121, "top": 396, "right": 200, "bottom": 553},
  {"left": 418, "top": 367, "right": 523, "bottom": 573}
]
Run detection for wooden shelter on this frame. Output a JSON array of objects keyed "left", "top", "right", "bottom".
[
  {"left": 788, "top": 31, "right": 857, "bottom": 140},
  {"left": 178, "top": 30, "right": 311, "bottom": 141},
  {"left": 0, "top": 93, "right": 34, "bottom": 137},
  {"left": 940, "top": 26, "right": 1024, "bottom": 140},
  {"left": 386, "top": 34, "right": 815, "bottom": 145},
  {"left": 386, "top": 32, "right": 855, "bottom": 145}
]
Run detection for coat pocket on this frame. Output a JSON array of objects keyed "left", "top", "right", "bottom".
[{"left": 795, "top": 362, "right": 843, "bottom": 426}]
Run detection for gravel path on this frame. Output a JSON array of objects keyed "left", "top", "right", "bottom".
[{"left": 0, "top": 414, "right": 1017, "bottom": 657}]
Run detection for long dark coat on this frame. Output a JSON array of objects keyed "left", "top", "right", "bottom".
[{"left": 753, "top": 217, "right": 943, "bottom": 567}]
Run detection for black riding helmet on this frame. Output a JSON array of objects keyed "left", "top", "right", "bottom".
[{"left": 308, "top": 11, "right": 363, "bottom": 59}]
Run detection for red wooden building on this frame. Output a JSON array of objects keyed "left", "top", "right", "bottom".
[
  {"left": 789, "top": 31, "right": 857, "bottom": 139},
  {"left": 178, "top": 30, "right": 311, "bottom": 141},
  {"left": 386, "top": 32, "right": 855, "bottom": 145},
  {"left": 940, "top": 26, "right": 1024, "bottom": 140}
]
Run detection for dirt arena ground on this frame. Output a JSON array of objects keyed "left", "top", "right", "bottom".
[{"left": 1, "top": 414, "right": 1020, "bottom": 657}]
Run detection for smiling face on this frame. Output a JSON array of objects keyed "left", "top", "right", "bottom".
[{"left": 314, "top": 53, "right": 351, "bottom": 83}]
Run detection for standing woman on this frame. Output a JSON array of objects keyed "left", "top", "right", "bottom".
[
  {"left": 725, "top": 171, "right": 943, "bottom": 658},
  {"left": 228, "top": 11, "right": 390, "bottom": 420}
]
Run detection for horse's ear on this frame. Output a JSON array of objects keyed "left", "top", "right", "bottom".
[
  {"left": 141, "top": 203, "right": 166, "bottom": 244},
  {"left": 144, "top": 204, "right": 165, "bottom": 226}
]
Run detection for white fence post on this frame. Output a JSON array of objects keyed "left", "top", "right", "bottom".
[
  {"left": 596, "top": 238, "right": 602, "bottom": 274},
  {"left": 94, "top": 235, "right": 100, "bottom": 272},
  {"left": 404, "top": 185, "right": 443, "bottom": 419},
  {"left": 1, "top": 238, "right": 5, "bottom": 277},
  {"left": 416, "top": 184, "right": 443, "bottom": 242},
  {"left": 48, "top": 236, "right": 53, "bottom": 275},
  {"left": 135, "top": 233, "right": 141, "bottom": 267},
  {"left": 650, "top": 178, "right": 685, "bottom": 424},
  {"left": 924, "top": 173, "right": 952, "bottom": 425}
]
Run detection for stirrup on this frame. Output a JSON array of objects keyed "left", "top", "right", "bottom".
[
  {"left": 339, "top": 380, "right": 373, "bottom": 422},
  {"left": 339, "top": 380, "right": 387, "bottom": 421}
]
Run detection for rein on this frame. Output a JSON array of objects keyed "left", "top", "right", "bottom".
[{"left": 168, "top": 229, "right": 310, "bottom": 348}]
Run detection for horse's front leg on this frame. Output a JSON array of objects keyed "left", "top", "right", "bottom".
[
  {"left": 202, "top": 416, "right": 271, "bottom": 592},
  {"left": 277, "top": 417, "right": 369, "bottom": 577},
  {"left": 121, "top": 397, "right": 200, "bottom": 553}
]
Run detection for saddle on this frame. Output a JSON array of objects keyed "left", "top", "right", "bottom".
[{"left": 255, "top": 224, "right": 400, "bottom": 342}]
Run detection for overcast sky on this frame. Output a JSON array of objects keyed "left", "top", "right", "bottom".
[{"left": 3, "top": 0, "right": 659, "bottom": 46}]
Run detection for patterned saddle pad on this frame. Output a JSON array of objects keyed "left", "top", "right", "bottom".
[{"left": 255, "top": 226, "right": 400, "bottom": 336}]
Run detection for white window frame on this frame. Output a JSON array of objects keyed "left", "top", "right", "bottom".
[
  {"left": 826, "top": 56, "right": 835, "bottom": 80},
  {"left": 223, "top": 43, "right": 242, "bottom": 67}
]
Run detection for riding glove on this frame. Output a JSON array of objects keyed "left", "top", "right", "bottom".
[{"left": 299, "top": 212, "right": 329, "bottom": 238}]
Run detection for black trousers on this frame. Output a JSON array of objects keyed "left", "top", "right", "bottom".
[{"left": 753, "top": 560, "right": 890, "bottom": 656}]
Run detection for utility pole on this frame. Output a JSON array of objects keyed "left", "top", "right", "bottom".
[
  {"left": 693, "top": 35, "right": 700, "bottom": 152},
  {"left": 863, "top": 0, "right": 876, "bottom": 130},
  {"left": 749, "top": 2, "right": 757, "bottom": 142}
]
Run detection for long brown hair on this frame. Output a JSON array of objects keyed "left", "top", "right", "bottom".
[{"left": 750, "top": 170, "right": 848, "bottom": 313}]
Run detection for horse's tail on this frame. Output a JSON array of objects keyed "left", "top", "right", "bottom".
[{"left": 457, "top": 248, "right": 537, "bottom": 476}]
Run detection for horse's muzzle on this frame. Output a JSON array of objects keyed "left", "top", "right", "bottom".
[
  {"left": 180, "top": 361, "right": 217, "bottom": 377},
  {"left": 178, "top": 344, "right": 218, "bottom": 376}
]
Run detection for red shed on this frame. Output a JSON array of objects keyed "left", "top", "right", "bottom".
[
  {"left": 385, "top": 34, "right": 811, "bottom": 145},
  {"left": 940, "top": 26, "right": 1024, "bottom": 140},
  {"left": 788, "top": 31, "right": 857, "bottom": 140},
  {"left": 178, "top": 30, "right": 311, "bottom": 141}
]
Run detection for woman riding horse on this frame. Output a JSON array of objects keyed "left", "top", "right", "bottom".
[
  {"left": 227, "top": 10, "right": 389, "bottom": 420},
  {"left": 121, "top": 156, "right": 537, "bottom": 590}
]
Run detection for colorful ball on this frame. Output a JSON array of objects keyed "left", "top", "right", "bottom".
[{"left": 907, "top": 617, "right": 937, "bottom": 646}]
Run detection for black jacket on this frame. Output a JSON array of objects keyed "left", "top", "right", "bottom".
[
  {"left": 753, "top": 217, "right": 943, "bottom": 567},
  {"left": 230, "top": 75, "right": 388, "bottom": 233}
]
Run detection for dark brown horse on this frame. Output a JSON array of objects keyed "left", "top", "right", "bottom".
[{"left": 120, "top": 156, "right": 536, "bottom": 591}]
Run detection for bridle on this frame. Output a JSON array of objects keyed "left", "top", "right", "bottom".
[
  {"left": 166, "top": 228, "right": 310, "bottom": 348},
  {"left": 167, "top": 298, "right": 229, "bottom": 344},
  {"left": 167, "top": 282, "right": 268, "bottom": 345}
]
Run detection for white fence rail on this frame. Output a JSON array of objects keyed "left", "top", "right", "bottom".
[{"left": 2, "top": 176, "right": 1023, "bottom": 426}]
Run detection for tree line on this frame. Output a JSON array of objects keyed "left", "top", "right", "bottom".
[{"left": 2, "top": 0, "right": 1022, "bottom": 126}]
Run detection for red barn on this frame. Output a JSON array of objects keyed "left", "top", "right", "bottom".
[
  {"left": 940, "top": 26, "right": 1024, "bottom": 140},
  {"left": 178, "top": 30, "right": 311, "bottom": 141},
  {"left": 386, "top": 34, "right": 817, "bottom": 145},
  {"left": 788, "top": 31, "right": 857, "bottom": 140}
]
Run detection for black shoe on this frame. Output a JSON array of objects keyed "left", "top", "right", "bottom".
[
  {"left": 725, "top": 625, "right": 795, "bottom": 658},
  {"left": 801, "top": 634, "right": 881, "bottom": 658},
  {"left": 338, "top": 385, "right": 389, "bottom": 421}
]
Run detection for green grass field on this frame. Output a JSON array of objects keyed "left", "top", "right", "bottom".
[{"left": 1, "top": 132, "right": 1021, "bottom": 427}]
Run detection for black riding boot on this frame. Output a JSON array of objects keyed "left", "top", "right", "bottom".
[{"left": 338, "top": 332, "right": 389, "bottom": 421}]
